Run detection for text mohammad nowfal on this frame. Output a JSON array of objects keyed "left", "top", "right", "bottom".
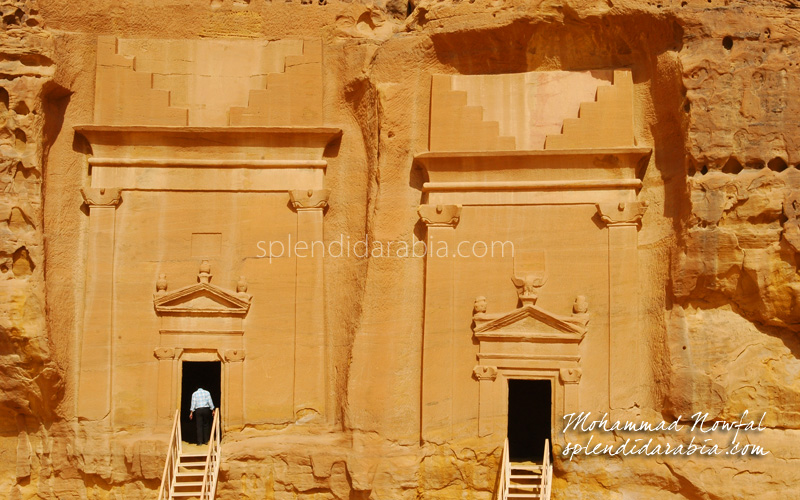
[{"left": 560, "top": 411, "right": 769, "bottom": 460}]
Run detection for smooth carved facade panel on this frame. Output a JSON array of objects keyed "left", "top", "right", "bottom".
[
  {"left": 76, "top": 36, "right": 336, "bottom": 433},
  {"left": 419, "top": 68, "right": 649, "bottom": 446}
]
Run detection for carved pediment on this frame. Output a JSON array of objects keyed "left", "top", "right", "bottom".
[
  {"left": 153, "top": 261, "right": 251, "bottom": 317},
  {"left": 154, "top": 283, "right": 251, "bottom": 316},
  {"left": 473, "top": 304, "right": 587, "bottom": 341}
]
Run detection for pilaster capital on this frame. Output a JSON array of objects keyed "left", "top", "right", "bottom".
[
  {"left": 289, "top": 189, "right": 330, "bottom": 211},
  {"left": 559, "top": 367, "right": 582, "bottom": 384},
  {"left": 596, "top": 201, "right": 648, "bottom": 227},
  {"left": 473, "top": 365, "right": 498, "bottom": 381},
  {"left": 418, "top": 204, "right": 462, "bottom": 228},
  {"left": 223, "top": 349, "right": 245, "bottom": 362},
  {"left": 154, "top": 347, "right": 176, "bottom": 360},
  {"left": 81, "top": 187, "right": 122, "bottom": 207}
]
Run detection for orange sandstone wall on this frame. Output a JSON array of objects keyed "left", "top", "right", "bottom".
[{"left": 0, "top": 0, "right": 796, "bottom": 498}]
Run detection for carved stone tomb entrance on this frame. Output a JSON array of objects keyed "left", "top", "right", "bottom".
[
  {"left": 507, "top": 379, "right": 551, "bottom": 462},
  {"left": 180, "top": 361, "right": 221, "bottom": 443}
]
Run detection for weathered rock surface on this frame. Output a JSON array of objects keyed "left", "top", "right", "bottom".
[{"left": 0, "top": 0, "right": 798, "bottom": 498}]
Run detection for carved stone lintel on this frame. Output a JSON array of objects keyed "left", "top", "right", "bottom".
[
  {"left": 559, "top": 367, "right": 582, "bottom": 384},
  {"left": 596, "top": 201, "right": 648, "bottom": 226},
  {"left": 154, "top": 347, "right": 176, "bottom": 360},
  {"left": 418, "top": 204, "right": 462, "bottom": 227},
  {"left": 81, "top": 187, "right": 122, "bottom": 207},
  {"left": 473, "top": 365, "right": 498, "bottom": 381},
  {"left": 289, "top": 189, "right": 330, "bottom": 210},
  {"left": 224, "top": 349, "right": 245, "bottom": 362}
]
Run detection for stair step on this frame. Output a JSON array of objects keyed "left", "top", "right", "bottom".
[
  {"left": 510, "top": 474, "right": 541, "bottom": 479},
  {"left": 510, "top": 464, "right": 543, "bottom": 470},
  {"left": 510, "top": 484, "right": 542, "bottom": 491},
  {"left": 508, "top": 494, "right": 542, "bottom": 499}
]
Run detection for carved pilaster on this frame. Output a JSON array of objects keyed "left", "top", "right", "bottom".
[
  {"left": 290, "top": 189, "right": 328, "bottom": 422},
  {"left": 77, "top": 187, "right": 123, "bottom": 421},
  {"left": 597, "top": 201, "right": 647, "bottom": 410},
  {"left": 596, "top": 201, "right": 648, "bottom": 227},
  {"left": 421, "top": 204, "right": 461, "bottom": 442},
  {"left": 474, "top": 365, "right": 498, "bottom": 437},
  {"left": 154, "top": 347, "right": 182, "bottom": 423},
  {"left": 560, "top": 367, "right": 582, "bottom": 416},
  {"left": 289, "top": 189, "right": 330, "bottom": 211},
  {"left": 81, "top": 187, "right": 122, "bottom": 207},
  {"left": 418, "top": 204, "right": 462, "bottom": 227}
]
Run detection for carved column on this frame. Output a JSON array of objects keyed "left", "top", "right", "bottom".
[
  {"left": 419, "top": 204, "right": 461, "bottom": 443},
  {"left": 223, "top": 349, "right": 246, "bottom": 429},
  {"left": 596, "top": 202, "right": 647, "bottom": 410},
  {"left": 154, "top": 347, "right": 179, "bottom": 424},
  {"left": 78, "top": 188, "right": 122, "bottom": 421},
  {"left": 473, "top": 365, "right": 498, "bottom": 437},
  {"left": 559, "top": 368, "right": 582, "bottom": 418},
  {"left": 289, "top": 189, "right": 330, "bottom": 421}
]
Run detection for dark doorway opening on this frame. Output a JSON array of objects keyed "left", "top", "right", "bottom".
[
  {"left": 180, "top": 361, "right": 221, "bottom": 444},
  {"left": 507, "top": 379, "right": 552, "bottom": 462}
]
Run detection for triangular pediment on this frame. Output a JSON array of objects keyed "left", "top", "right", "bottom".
[
  {"left": 473, "top": 304, "right": 587, "bottom": 340},
  {"left": 154, "top": 283, "right": 251, "bottom": 316}
]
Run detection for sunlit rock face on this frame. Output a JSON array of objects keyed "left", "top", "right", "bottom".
[{"left": 1, "top": 0, "right": 799, "bottom": 498}]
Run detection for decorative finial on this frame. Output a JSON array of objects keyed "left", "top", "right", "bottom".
[
  {"left": 237, "top": 276, "right": 248, "bottom": 295},
  {"left": 198, "top": 260, "right": 212, "bottom": 284},
  {"left": 473, "top": 296, "right": 487, "bottom": 316},
  {"left": 573, "top": 295, "right": 589, "bottom": 315},
  {"left": 156, "top": 274, "right": 168, "bottom": 297}
]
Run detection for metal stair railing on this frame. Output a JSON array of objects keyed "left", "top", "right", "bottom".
[
  {"left": 157, "top": 409, "right": 181, "bottom": 500},
  {"left": 199, "top": 408, "right": 221, "bottom": 499}
]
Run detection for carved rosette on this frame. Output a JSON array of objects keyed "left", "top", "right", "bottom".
[
  {"left": 81, "top": 187, "right": 122, "bottom": 207},
  {"left": 473, "top": 365, "right": 498, "bottom": 381},
  {"left": 418, "top": 204, "right": 462, "bottom": 227},
  {"left": 289, "top": 189, "right": 330, "bottom": 211},
  {"left": 559, "top": 368, "right": 582, "bottom": 384},
  {"left": 596, "top": 201, "right": 648, "bottom": 226}
]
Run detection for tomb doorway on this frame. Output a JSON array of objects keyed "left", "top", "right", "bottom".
[
  {"left": 507, "top": 379, "right": 552, "bottom": 462},
  {"left": 180, "top": 361, "right": 222, "bottom": 443}
]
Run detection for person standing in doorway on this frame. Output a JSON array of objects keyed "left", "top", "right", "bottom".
[{"left": 189, "top": 385, "right": 215, "bottom": 445}]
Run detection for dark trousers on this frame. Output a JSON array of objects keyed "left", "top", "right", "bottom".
[{"left": 195, "top": 407, "right": 212, "bottom": 445}]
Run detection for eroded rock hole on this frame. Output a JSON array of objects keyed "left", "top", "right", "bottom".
[
  {"left": 11, "top": 247, "right": 33, "bottom": 278},
  {"left": 768, "top": 157, "right": 788, "bottom": 172},
  {"left": 0, "top": 88, "right": 8, "bottom": 113},
  {"left": 14, "top": 129, "right": 26, "bottom": 152},
  {"left": 723, "top": 36, "right": 733, "bottom": 51},
  {"left": 14, "top": 101, "right": 29, "bottom": 115},
  {"left": 721, "top": 157, "right": 743, "bottom": 174}
]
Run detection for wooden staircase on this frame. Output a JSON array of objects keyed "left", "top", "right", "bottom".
[
  {"left": 496, "top": 439, "right": 553, "bottom": 500},
  {"left": 158, "top": 409, "right": 222, "bottom": 500}
]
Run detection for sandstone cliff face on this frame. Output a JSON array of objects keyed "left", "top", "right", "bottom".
[
  {"left": 0, "top": 1, "right": 63, "bottom": 497},
  {"left": 0, "top": 0, "right": 798, "bottom": 498}
]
